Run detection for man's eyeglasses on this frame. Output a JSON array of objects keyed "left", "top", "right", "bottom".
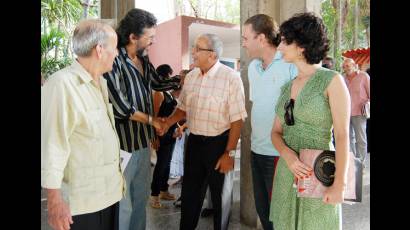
[
  {"left": 284, "top": 99, "right": 295, "bottom": 126},
  {"left": 191, "top": 46, "right": 214, "bottom": 52}
]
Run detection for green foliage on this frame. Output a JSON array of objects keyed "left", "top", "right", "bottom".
[
  {"left": 223, "top": 0, "right": 240, "bottom": 24},
  {"left": 41, "top": 0, "right": 82, "bottom": 27},
  {"left": 41, "top": 57, "right": 72, "bottom": 77},
  {"left": 178, "top": 0, "right": 240, "bottom": 25},
  {"left": 41, "top": 0, "right": 98, "bottom": 79},
  {"left": 321, "top": 0, "right": 370, "bottom": 72},
  {"left": 321, "top": 0, "right": 336, "bottom": 55},
  {"left": 41, "top": 27, "right": 65, "bottom": 58}
]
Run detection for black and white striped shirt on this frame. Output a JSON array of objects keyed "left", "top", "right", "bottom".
[{"left": 103, "top": 47, "right": 179, "bottom": 152}]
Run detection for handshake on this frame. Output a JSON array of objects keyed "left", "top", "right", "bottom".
[{"left": 151, "top": 117, "right": 171, "bottom": 136}]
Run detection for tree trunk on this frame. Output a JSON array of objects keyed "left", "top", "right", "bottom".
[
  {"left": 43, "top": 19, "right": 47, "bottom": 35},
  {"left": 333, "top": 0, "right": 342, "bottom": 70},
  {"left": 366, "top": 27, "right": 370, "bottom": 47},
  {"left": 189, "top": 0, "right": 199, "bottom": 17},
  {"left": 353, "top": 0, "right": 359, "bottom": 48}
]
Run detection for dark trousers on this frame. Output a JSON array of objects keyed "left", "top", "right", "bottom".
[
  {"left": 180, "top": 130, "right": 229, "bottom": 230},
  {"left": 151, "top": 141, "right": 176, "bottom": 196},
  {"left": 251, "top": 152, "right": 279, "bottom": 230},
  {"left": 71, "top": 202, "right": 119, "bottom": 230}
]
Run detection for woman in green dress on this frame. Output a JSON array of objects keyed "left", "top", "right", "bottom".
[{"left": 269, "top": 13, "right": 351, "bottom": 230}]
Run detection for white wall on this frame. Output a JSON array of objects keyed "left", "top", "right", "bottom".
[{"left": 222, "top": 43, "right": 240, "bottom": 59}]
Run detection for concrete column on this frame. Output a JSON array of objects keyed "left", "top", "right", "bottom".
[
  {"left": 100, "top": 0, "right": 135, "bottom": 25},
  {"left": 239, "top": 0, "right": 321, "bottom": 228},
  {"left": 280, "top": 0, "right": 322, "bottom": 23}
]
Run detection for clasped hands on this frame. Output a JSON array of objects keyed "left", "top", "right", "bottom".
[{"left": 152, "top": 117, "right": 170, "bottom": 136}]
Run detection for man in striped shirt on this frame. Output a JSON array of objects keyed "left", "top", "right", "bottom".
[
  {"left": 157, "top": 33, "right": 247, "bottom": 230},
  {"left": 103, "top": 8, "right": 179, "bottom": 230}
]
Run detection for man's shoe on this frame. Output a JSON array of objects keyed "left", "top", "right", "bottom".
[
  {"left": 159, "top": 191, "right": 176, "bottom": 200},
  {"left": 200, "top": 208, "right": 214, "bottom": 217}
]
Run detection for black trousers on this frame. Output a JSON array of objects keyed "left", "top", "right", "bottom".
[
  {"left": 180, "top": 130, "right": 229, "bottom": 230},
  {"left": 70, "top": 202, "right": 119, "bottom": 230},
  {"left": 151, "top": 140, "right": 176, "bottom": 196}
]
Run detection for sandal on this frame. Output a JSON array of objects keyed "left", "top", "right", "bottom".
[{"left": 150, "top": 196, "right": 162, "bottom": 209}]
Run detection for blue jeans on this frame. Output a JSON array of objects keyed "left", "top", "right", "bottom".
[
  {"left": 119, "top": 147, "right": 151, "bottom": 230},
  {"left": 251, "top": 152, "right": 277, "bottom": 230}
]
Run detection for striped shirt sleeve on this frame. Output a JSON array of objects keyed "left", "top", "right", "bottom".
[
  {"left": 146, "top": 58, "right": 180, "bottom": 91},
  {"left": 103, "top": 58, "right": 136, "bottom": 120}
]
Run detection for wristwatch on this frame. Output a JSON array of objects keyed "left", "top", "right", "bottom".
[{"left": 225, "top": 149, "right": 235, "bottom": 158}]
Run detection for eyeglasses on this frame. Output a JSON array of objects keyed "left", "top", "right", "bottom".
[
  {"left": 191, "top": 46, "right": 214, "bottom": 52},
  {"left": 284, "top": 99, "right": 295, "bottom": 126}
]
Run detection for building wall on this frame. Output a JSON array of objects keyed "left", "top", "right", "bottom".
[
  {"left": 148, "top": 17, "right": 182, "bottom": 74},
  {"left": 149, "top": 16, "right": 239, "bottom": 74}
]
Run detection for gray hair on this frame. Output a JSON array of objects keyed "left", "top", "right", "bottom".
[
  {"left": 72, "top": 19, "right": 113, "bottom": 57},
  {"left": 199, "top": 33, "right": 223, "bottom": 59}
]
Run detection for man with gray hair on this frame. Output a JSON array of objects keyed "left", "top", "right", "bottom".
[
  {"left": 41, "top": 19, "right": 124, "bottom": 230},
  {"left": 342, "top": 58, "right": 370, "bottom": 164},
  {"left": 156, "top": 33, "right": 247, "bottom": 230}
]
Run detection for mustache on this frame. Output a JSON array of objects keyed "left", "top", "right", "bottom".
[{"left": 137, "top": 43, "right": 152, "bottom": 57}]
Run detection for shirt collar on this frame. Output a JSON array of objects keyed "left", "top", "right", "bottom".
[
  {"left": 201, "top": 60, "right": 221, "bottom": 78},
  {"left": 71, "top": 59, "right": 93, "bottom": 84},
  {"left": 120, "top": 47, "right": 149, "bottom": 70},
  {"left": 256, "top": 51, "right": 283, "bottom": 71},
  {"left": 273, "top": 51, "right": 283, "bottom": 60}
]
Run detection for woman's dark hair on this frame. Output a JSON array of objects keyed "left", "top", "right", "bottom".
[
  {"left": 280, "top": 12, "right": 329, "bottom": 64},
  {"left": 116, "top": 8, "right": 157, "bottom": 48},
  {"left": 156, "top": 64, "right": 173, "bottom": 78},
  {"left": 244, "top": 14, "right": 281, "bottom": 47}
]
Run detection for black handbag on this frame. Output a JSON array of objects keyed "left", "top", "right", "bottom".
[{"left": 314, "top": 150, "right": 363, "bottom": 202}]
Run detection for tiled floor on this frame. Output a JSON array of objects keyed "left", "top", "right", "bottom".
[{"left": 41, "top": 155, "right": 370, "bottom": 230}]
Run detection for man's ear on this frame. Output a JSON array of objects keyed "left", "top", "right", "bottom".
[
  {"left": 258, "top": 33, "right": 265, "bottom": 43},
  {"left": 95, "top": 44, "right": 103, "bottom": 59},
  {"left": 129, "top": 33, "right": 138, "bottom": 44}
]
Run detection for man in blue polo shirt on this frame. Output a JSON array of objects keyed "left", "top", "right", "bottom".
[{"left": 242, "top": 14, "right": 297, "bottom": 230}]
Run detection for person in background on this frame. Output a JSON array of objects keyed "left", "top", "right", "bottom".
[
  {"left": 171, "top": 69, "right": 190, "bottom": 208},
  {"left": 150, "top": 64, "right": 181, "bottom": 208},
  {"left": 342, "top": 58, "right": 370, "bottom": 164},
  {"left": 322, "top": 56, "right": 334, "bottom": 70}
]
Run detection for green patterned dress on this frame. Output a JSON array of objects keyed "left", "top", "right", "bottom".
[{"left": 269, "top": 67, "right": 341, "bottom": 230}]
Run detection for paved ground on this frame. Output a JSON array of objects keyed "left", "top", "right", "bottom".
[{"left": 41, "top": 154, "right": 370, "bottom": 230}]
